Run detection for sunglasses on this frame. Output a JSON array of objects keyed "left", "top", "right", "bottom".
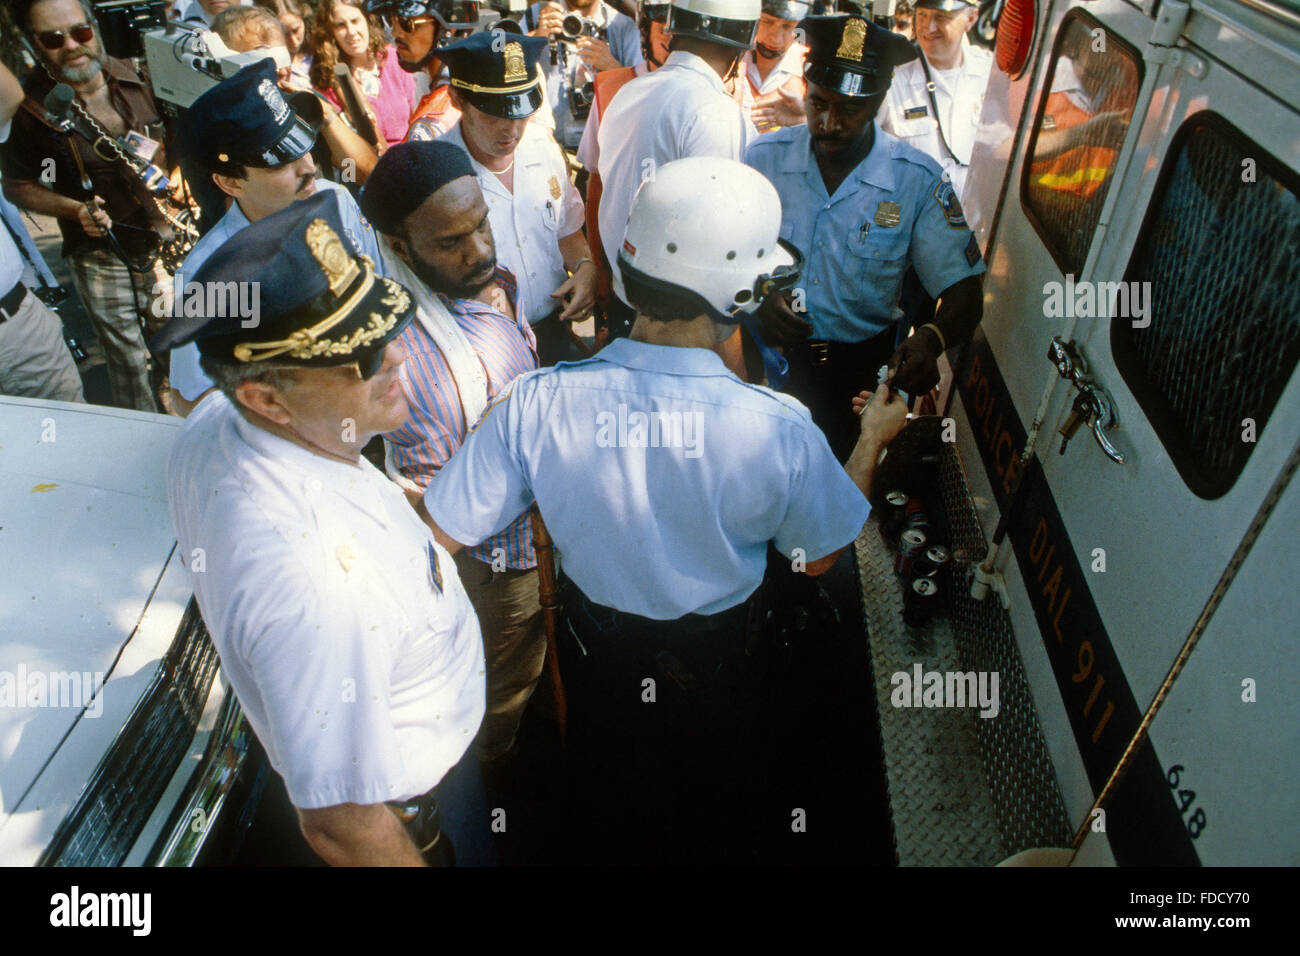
[
  {"left": 34, "top": 22, "right": 95, "bottom": 51},
  {"left": 382, "top": 12, "right": 435, "bottom": 32}
]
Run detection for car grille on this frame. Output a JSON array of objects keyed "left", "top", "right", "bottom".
[{"left": 39, "top": 598, "right": 220, "bottom": 867}]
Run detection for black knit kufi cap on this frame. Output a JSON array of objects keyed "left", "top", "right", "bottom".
[{"left": 359, "top": 140, "right": 476, "bottom": 235}]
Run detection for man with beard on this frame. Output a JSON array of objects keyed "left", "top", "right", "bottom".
[
  {"left": 745, "top": 13, "right": 985, "bottom": 460},
  {"left": 732, "top": 0, "right": 810, "bottom": 134},
  {"left": 2, "top": 0, "right": 175, "bottom": 412},
  {"left": 359, "top": 141, "right": 546, "bottom": 777},
  {"left": 363, "top": 0, "right": 483, "bottom": 142},
  {"left": 165, "top": 60, "right": 384, "bottom": 415}
]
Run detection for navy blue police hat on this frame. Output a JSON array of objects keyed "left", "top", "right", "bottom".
[
  {"left": 180, "top": 59, "right": 320, "bottom": 176},
  {"left": 801, "top": 14, "right": 917, "bottom": 97},
  {"left": 151, "top": 191, "right": 415, "bottom": 379},
  {"left": 440, "top": 32, "right": 548, "bottom": 119}
]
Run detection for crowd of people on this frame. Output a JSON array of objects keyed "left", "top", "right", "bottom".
[{"left": 1, "top": 0, "right": 1001, "bottom": 864}]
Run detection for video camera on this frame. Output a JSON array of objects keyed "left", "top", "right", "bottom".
[{"left": 84, "top": 1, "right": 291, "bottom": 111}]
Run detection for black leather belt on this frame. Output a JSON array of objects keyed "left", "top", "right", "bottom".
[
  {"left": 0, "top": 281, "right": 28, "bottom": 323},
  {"left": 795, "top": 328, "right": 895, "bottom": 368}
]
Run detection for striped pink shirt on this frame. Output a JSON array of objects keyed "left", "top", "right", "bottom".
[{"left": 387, "top": 267, "right": 539, "bottom": 568}]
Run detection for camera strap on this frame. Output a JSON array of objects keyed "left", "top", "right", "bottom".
[{"left": 916, "top": 51, "right": 969, "bottom": 168}]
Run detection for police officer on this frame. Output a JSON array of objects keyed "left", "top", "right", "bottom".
[
  {"left": 437, "top": 32, "right": 596, "bottom": 364},
  {"left": 166, "top": 59, "right": 384, "bottom": 415},
  {"left": 878, "top": 0, "right": 992, "bottom": 199},
  {"left": 418, "top": 157, "right": 909, "bottom": 862},
  {"left": 735, "top": 0, "right": 811, "bottom": 134},
  {"left": 595, "top": 0, "right": 761, "bottom": 340},
  {"left": 155, "top": 191, "right": 492, "bottom": 866},
  {"left": 746, "top": 13, "right": 985, "bottom": 460}
]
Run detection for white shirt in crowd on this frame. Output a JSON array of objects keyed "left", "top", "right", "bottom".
[
  {"left": 439, "top": 120, "right": 585, "bottom": 325},
  {"left": 167, "top": 392, "right": 486, "bottom": 809},
  {"left": 879, "top": 37, "right": 993, "bottom": 199},
  {"left": 596, "top": 50, "right": 756, "bottom": 305}
]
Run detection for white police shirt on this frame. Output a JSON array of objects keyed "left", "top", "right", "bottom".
[
  {"left": 596, "top": 51, "right": 757, "bottom": 306},
  {"left": 167, "top": 393, "right": 486, "bottom": 809},
  {"left": 423, "top": 338, "right": 869, "bottom": 620},
  {"left": 879, "top": 39, "right": 993, "bottom": 200},
  {"left": 169, "top": 180, "right": 384, "bottom": 402},
  {"left": 439, "top": 121, "right": 584, "bottom": 325},
  {"left": 746, "top": 121, "right": 986, "bottom": 343}
]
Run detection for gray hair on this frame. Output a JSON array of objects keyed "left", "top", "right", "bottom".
[{"left": 199, "top": 352, "right": 302, "bottom": 402}]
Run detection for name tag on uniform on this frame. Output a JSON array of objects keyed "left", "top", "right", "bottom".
[
  {"left": 427, "top": 541, "right": 443, "bottom": 594},
  {"left": 904, "top": 105, "right": 929, "bottom": 120}
]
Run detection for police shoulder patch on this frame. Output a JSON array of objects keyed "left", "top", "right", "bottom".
[
  {"left": 934, "top": 179, "right": 967, "bottom": 229},
  {"left": 965, "top": 232, "right": 982, "bottom": 267}
]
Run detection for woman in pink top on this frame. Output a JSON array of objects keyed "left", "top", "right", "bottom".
[{"left": 310, "top": 0, "right": 416, "bottom": 150}]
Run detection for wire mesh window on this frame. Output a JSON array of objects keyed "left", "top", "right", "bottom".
[
  {"left": 1021, "top": 12, "right": 1140, "bottom": 276},
  {"left": 1113, "top": 115, "right": 1300, "bottom": 499}
]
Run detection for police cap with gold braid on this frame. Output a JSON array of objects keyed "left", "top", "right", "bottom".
[
  {"left": 150, "top": 191, "right": 415, "bottom": 379},
  {"left": 439, "top": 32, "right": 549, "bottom": 120},
  {"left": 801, "top": 14, "right": 917, "bottom": 98}
]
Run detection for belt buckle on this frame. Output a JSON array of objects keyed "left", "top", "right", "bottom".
[{"left": 809, "top": 341, "right": 830, "bottom": 366}]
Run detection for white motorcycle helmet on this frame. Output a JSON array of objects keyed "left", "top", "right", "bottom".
[
  {"left": 618, "top": 157, "right": 803, "bottom": 325},
  {"left": 667, "top": 0, "right": 762, "bottom": 50}
]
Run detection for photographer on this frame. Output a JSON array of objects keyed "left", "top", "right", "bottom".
[
  {"left": 524, "top": 0, "right": 642, "bottom": 149},
  {"left": 2, "top": 0, "right": 176, "bottom": 412},
  {"left": 0, "top": 58, "right": 85, "bottom": 402}
]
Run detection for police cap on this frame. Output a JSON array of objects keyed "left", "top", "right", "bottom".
[
  {"left": 801, "top": 14, "right": 917, "bottom": 97},
  {"left": 440, "top": 31, "right": 547, "bottom": 119},
  {"left": 179, "top": 59, "right": 318, "bottom": 176},
  {"left": 151, "top": 191, "right": 415, "bottom": 379}
]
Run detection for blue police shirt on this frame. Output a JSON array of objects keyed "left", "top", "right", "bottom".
[
  {"left": 169, "top": 180, "right": 384, "bottom": 402},
  {"left": 423, "top": 338, "right": 870, "bottom": 620},
  {"left": 745, "top": 121, "right": 986, "bottom": 343}
]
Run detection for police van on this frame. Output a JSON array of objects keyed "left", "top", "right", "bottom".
[{"left": 862, "top": 0, "right": 1299, "bottom": 865}]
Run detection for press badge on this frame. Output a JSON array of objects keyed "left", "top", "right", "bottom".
[
  {"left": 124, "top": 130, "right": 160, "bottom": 162},
  {"left": 427, "top": 541, "right": 443, "bottom": 594}
]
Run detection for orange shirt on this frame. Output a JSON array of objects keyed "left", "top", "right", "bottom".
[{"left": 406, "top": 84, "right": 461, "bottom": 142}]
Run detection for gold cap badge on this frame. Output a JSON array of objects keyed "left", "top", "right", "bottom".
[
  {"left": 503, "top": 42, "right": 527, "bottom": 83},
  {"left": 836, "top": 18, "right": 866, "bottom": 62},
  {"left": 307, "top": 217, "right": 361, "bottom": 296}
]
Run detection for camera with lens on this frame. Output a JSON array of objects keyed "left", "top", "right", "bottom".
[
  {"left": 567, "top": 79, "right": 594, "bottom": 120},
  {"left": 559, "top": 14, "right": 607, "bottom": 41}
]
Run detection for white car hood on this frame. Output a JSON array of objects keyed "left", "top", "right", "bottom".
[{"left": 0, "top": 398, "right": 182, "bottom": 815}]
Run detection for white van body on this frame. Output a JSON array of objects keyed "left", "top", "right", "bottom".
[{"left": 872, "top": 0, "right": 1299, "bottom": 865}]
